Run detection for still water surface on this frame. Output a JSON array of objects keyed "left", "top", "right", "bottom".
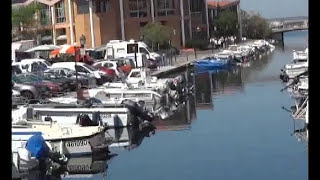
[{"left": 64, "top": 30, "right": 308, "bottom": 180}]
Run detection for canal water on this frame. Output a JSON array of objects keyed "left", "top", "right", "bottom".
[{"left": 61, "top": 30, "right": 308, "bottom": 180}]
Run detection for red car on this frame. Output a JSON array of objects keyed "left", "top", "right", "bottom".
[{"left": 92, "top": 64, "right": 116, "bottom": 81}]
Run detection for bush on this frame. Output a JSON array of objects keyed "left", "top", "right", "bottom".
[{"left": 185, "top": 39, "right": 209, "bottom": 50}]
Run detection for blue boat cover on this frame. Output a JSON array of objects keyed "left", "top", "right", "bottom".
[{"left": 25, "top": 134, "right": 50, "bottom": 159}]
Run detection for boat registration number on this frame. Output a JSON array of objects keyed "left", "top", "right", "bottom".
[
  {"left": 65, "top": 140, "right": 88, "bottom": 147},
  {"left": 101, "top": 114, "right": 112, "bottom": 118},
  {"left": 68, "top": 164, "right": 91, "bottom": 172}
]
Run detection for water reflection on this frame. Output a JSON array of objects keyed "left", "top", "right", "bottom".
[
  {"left": 16, "top": 152, "right": 116, "bottom": 180},
  {"left": 195, "top": 67, "right": 244, "bottom": 104},
  {"left": 291, "top": 119, "right": 308, "bottom": 148},
  {"left": 106, "top": 125, "right": 156, "bottom": 151}
]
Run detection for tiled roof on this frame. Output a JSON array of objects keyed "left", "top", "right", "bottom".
[{"left": 207, "top": 0, "right": 240, "bottom": 9}]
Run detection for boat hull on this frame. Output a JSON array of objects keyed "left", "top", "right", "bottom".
[{"left": 12, "top": 128, "right": 108, "bottom": 156}]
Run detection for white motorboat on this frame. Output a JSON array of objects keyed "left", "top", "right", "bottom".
[
  {"left": 12, "top": 104, "right": 132, "bottom": 128},
  {"left": 284, "top": 62, "right": 308, "bottom": 78},
  {"left": 81, "top": 87, "right": 163, "bottom": 106},
  {"left": 103, "top": 68, "right": 175, "bottom": 93},
  {"left": 293, "top": 48, "right": 308, "bottom": 61},
  {"left": 12, "top": 121, "right": 108, "bottom": 156}
]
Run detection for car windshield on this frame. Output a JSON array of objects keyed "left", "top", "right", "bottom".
[
  {"left": 90, "top": 50, "right": 105, "bottom": 59},
  {"left": 146, "top": 46, "right": 152, "bottom": 52},
  {"left": 43, "top": 60, "right": 52, "bottom": 66},
  {"left": 82, "top": 64, "right": 96, "bottom": 71},
  {"left": 92, "top": 63, "right": 102, "bottom": 69}
]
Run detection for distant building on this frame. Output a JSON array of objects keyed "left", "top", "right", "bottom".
[{"left": 12, "top": 0, "right": 241, "bottom": 48}]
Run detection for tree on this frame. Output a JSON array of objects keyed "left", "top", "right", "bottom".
[
  {"left": 214, "top": 10, "right": 238, "bottom": 37},
  {"left": 140, "top": 22, "right": 173, "bottom": 51},
  {"left": 241, "top": 11, "right": 272, "bottom": 39},
  {"left": 12, "top": 3, "right": 42, "bottom": 41}
]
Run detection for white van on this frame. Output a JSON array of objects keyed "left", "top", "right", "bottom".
[
  {"left": 12, "top": 58, "right": 51, "bottom": 73},
  {"left": 106, "top": 39, "right": 160, "bottom": 60}
]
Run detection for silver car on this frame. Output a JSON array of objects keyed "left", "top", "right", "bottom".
[{"left": 12, "top": 81, "right": 49, "bottom": 102}]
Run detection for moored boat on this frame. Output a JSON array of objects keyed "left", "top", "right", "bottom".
[{"left": 12, "top": 121, "right": 108, "bottom": 156}]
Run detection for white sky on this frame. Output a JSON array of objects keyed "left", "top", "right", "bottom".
[{"left": 208, "top": 0, "right": 308, "bottom": 19}]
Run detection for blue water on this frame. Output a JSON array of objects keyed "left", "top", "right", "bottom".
[{"left": 62, "top": 30, "right": 308, "bottom": 180}]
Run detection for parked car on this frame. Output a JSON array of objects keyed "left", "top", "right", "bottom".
[
  {"left": 91, "top": 63, "right": 117, "bottom": 81},
  {"left": 11, "top": 80, "right": 50, "bottom": 102},
  {"left": 92, "top": 60, "right": 126, "bottom": 79},
  {"left": 12, "top": 74, "right": 62, "bottom": 96},
  {"left": 12, "top": 58, "right": 51, "bottom": 73},
  {"left": 12, "top": 89, "right": 24, "bottom": 105},
  {"left": 50, "top": 62, "right": 111, "bottom": 85},
  {"left": 44, "top": 68, "right": 97, "bottom": 88},
  {"left": 40, "top": 73, "right": 77, "bottom": 92},
  {"left": 110, "top": 58, "right": 136, "bottom": 74}
]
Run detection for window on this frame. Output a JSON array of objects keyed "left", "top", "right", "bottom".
[
  {"left": 43, "top": 60, "right": 52, "bottom": 66},
  {"left": 77, "top": 0, "right": 89, "bottom": 14},
  {"left": 56, "top": 1, "right": 66, "bottom": 23},
  {"left": 94, "top": 63, "right": 102, "bottom": 68},
  {"left": 129, "top": 0, "right": 147, "bottom": 18},
  {"left": 75, "top": 65, "right": 89, "bottom": 73},
  {"left": 83, "top": 64, "right": 96, "bottom": 71},
  {"left": 95, "top": 0, "right": 110, "bottom": 13},
  {"left": 117, "top": 48, "right": 126, "bottom": 53},
  {"left": 139, "top": 47, "right": 149, "bottom": 54},
  {"left": 40, "top": 6, "right": 51, "bottom": 25},
  {"left": 130, "top": 72, "right": 141, "bottom": 77},
  {"left": 190, "top": 0, "right": 202, "bottom": 13},
  {"left": 157, "top": 0, "right": 175, "bottom": 16},
  {"left": 103, "top": 63, "right": 113, "bottom": 68},
  {"left": 127, "top": 44, "right": 138, "bottom": 53},
  {"left": 59, "top": 70, "right": 66, "bottom": 76}
]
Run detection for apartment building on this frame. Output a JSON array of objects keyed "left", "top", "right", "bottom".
[{"left": 12, "top": 0, "right": 241, "bottom": 48}]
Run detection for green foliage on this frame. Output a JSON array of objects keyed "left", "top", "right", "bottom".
[
  {"left": 214, "top": 10, "right": 238, "bottom": 37},
  {"left": 185, "top": 39, "right": 209, "bottom": 50},
  {"left": 141, "top": 22, "right": 174, "bottom": 50},
  {"left": 12, "top": 3, "right": 42, "bottom": 41},
  {"left": 241, "top": 11, "right": 272, "bottom": 39},
  {"left": 12, "top": 3, "right": 41, "bottom": 29}
]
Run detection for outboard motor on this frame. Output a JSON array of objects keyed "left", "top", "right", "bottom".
[
  {"left": 76, "top": 113, "right": 99, "bottom": 126},
  {"left": 280, "top": 69, "right": 289, "bottom": 83},
  {"left": 167, "top": 80, "right": 177, "bottom": 91},
  {"left": 26, "top": 135, "right": 50, "bottom": 160},
  {"left": 121, "top": 99, "right": 154, "bottom": 122},
  {"left": 83, "top": 97, "right": 103, "bottom": 107},
  {"left": 25, "top": 134, "right": 68, "bottom": 165}
]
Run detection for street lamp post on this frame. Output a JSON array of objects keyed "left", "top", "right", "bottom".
[{"left": 76, "top": 35, "right": 86, "bottom": 102}]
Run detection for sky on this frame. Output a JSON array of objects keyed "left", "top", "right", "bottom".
[{"left": 210, "top": 0, "right": 308, "bottom": 19}]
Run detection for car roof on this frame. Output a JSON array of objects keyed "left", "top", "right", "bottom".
[
  {"left": 52, "top": 62, "right": 86, "bottom": 66},
  {"left": 20, "top": 58, "right": 47, "bottom": 62},
  {"left": 95, "top": 60, "right": 116, "bottom": 64}
]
